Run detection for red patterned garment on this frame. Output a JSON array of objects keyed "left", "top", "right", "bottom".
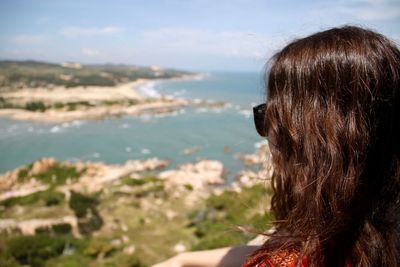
[
  {"left": 243, "top": 250, "right": 308, "bottom": 267},
  {"left": 242, "top": 250, "right": 352, "bottom": 267}
]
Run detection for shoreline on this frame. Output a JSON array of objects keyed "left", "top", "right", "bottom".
[{"left": 0, "top": 74, "right": 200, "bottom": 123}]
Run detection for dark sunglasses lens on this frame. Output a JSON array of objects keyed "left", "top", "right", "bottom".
[{"left": 253, "top": 104, "right": 267, "bottom": 137}]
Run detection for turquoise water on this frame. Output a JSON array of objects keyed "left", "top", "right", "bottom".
[{"left": 0, "top": 72, "right": 267, "bottom": 178}]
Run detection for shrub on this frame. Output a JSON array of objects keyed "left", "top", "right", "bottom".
[
  {"left": 133, "top": 184, "right": 165, "bottom": 198},
  {"left": 45, "top": 192, "right": 64, "bottom": 206},
  {"left": 17, "top": 168, "right": 29, "bottom": 181},
  {"left": 123, "top": 176, "right": 161, "bottom": 187},
  {"left": 84, "top": 237, "right": 116, "bottom": 258},
  {"left": 69, "top": 191, "right": 103, "bottom": 235},
  {"left": 68, "top": 191, "right": 98, "bottom": 218},
  {"left": 184, "top": 184, "right": 194, "bottom": 191},
  {"left": 0, "top": 97, "right": 18, "bottom": 109},
  {"left": 129, "top": 257, "right": 148, "bottom": 267},
  {"left": 0, "top": 189, "right": 64, "bottom": 208},
  {"left": 52, "top": 223, "right": 72, "bottom": 235},
  {"left": 34, "top": 163, "right": 84, "bottom": 186},
  {"left": 35, "top": 226, "right": 52, "bottom": 235},
  {"left": 16, "top": 162, "right": 33, "bottom": 182},
  {"left": 6, "top": 234, "right": 66, "bottom": 266},
  {"left": 77, "top": 209, "right": 103, "bottom": 235},
  {"left": 189, "top": 184, "right": 273, "bottom": 250},
  {"left": 4, "top": 234, "right": 88, "bottom": 267},
  {"left": 35, "top": 223, "right": 71, "bottom": 236},
  {"left": 53, "top": 102, "right": 65, "bottom": 109},
  {"left": 25, "top": 101, "right": 47, "bottom": 112},
  {"left": 0, "top": 257, "right": 19, "bottom": 267}
]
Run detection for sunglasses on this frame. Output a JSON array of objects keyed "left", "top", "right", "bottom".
[{"left": 253, "top": 103, "right": 267, "bottom": 137}]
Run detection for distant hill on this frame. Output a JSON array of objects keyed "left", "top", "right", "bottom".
[{"left": 0, "top": 60, "right": 191, "bottom": 89}]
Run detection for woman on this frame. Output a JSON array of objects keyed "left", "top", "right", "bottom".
[{"left": 153, "top": 25, "right": 400, "bottom": 267}]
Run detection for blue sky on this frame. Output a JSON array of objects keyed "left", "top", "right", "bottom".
[{"left": 0, "top": 0, "right": 399, "bottom": 71}]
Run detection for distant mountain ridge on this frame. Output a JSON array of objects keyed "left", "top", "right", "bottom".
[{"left": 0, "top": 60, "right": 191, "bottom": 89}]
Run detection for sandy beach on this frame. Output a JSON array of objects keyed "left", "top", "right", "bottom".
[
  {"left": 0, "top": 78, "right": 191, "bottom": 123},
  {"left": 1, "top": 79, "right": 146, "bottom": 103}
]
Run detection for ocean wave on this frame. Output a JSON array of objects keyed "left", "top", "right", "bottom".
[
  {"left": 48, "top": 119, "right": 87, "bottom": 134},
  {"left": 119, "top": 123, "right": 129, "bottom": 129},
  {"left": 49, "top": 125, "right": 62, "bottom": 133},
  {"left": 141, "top": 148, "right": 151, "bottom": 154},
  {"left": 60, "top": 120, "right": 86, "bottom": 129},
  {"left": 92, "top": 152, "right": 101, "bottom": 158},
  {"left": 135, "top": 81, "right": 161, "bottom": 98},
  {"left": 238, "top": 109, "right": 252, "bottom": 118},
  {"left": 195, "top": 107, "right": 209, "bottom": 113},
  {"left": 6, "top": 124, "right": 20, "bottom": 133}
]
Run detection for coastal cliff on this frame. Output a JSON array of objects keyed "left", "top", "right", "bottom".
[{"left": 0, "top": 143, "right": 274, "bottom": 267}]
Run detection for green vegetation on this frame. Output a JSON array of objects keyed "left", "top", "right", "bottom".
[
  {"left": 35, "top": 223, "right": 72, "bottom": 236},
  {"left": 190, "top": 184, "right": 273, "bottom": 250},
  {"left": 184, "top": 184, "right": 194, "bottom": 191},
  {"left": 0, "top": 98, "right": 141, "bottom": 112},
  {"left": 17, "top": 163, "right": 85, "bottom": 185},
  {"left": 16, "top": 163, "right": 33, "bottom": 181},
  {"left": 103, "top": 99, "right": 139, "bottom": 106},
  {"left": 69, "top": 191, "right": 103, "bottom": 235},
  {"left": 0, "top": 189, "right": 64, "bottom": 208},
  {"left": 0, "top": 60, "right": 190, "bottom": 89},
  {"left": 25, "top": 101, "right": 47, "bottom": 112},
  {"left": 65, "top": 101, "right": 94, "bottom": 111},
  {"left": 122, "top": 175, "right": 167, "bottom": 198},
  {"left": 122, "top": 175, "right": 161, "bottom": 186},
  {"left": 68, "top": 191, "right": 98, "bottom": 218},
  {"left": 1, "top": 234, "right": 89, "bottom": 267},
  {"left": 0, "top": 97, "right": 17, "bottom": 109},
  {"left": 52, "top": 223, "right": 72, "bottom": 235},
  {"left": 6, "top": 234, "right": 67, "bottom": 267}
]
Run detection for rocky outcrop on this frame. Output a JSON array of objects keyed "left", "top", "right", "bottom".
[
  {"left": 235, "top": 142, "right": 274, "bottom": 188},
  {"left": 30, "top": 157, "right": 57, "bottom": 175},
  {"left": 159, "top": 160, "right": 225, "bottom": 205},
  {"left": 159, "top": 160, "right": 224, "bottom": 189},
  {"left": 73, "top": 158, "right": 169, "bottom": 193}
]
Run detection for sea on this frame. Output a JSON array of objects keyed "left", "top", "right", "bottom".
[{"left": 0, "top": 72, "right": 268, "bottom": 179}]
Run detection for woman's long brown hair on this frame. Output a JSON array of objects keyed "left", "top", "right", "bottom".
[{"left": 245, "top": 26, "right": 400, "bottom": 266}]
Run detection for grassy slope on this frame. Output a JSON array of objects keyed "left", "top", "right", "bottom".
[{"left": 0, "top": 162, "right": 273, "bottom": 267}]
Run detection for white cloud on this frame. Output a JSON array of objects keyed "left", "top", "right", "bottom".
[
  {"left": 60, "top": 26, "right": 124, "bottom": 37},
  {"left": 12, "top": 34, "right": 46, "bottom": 45},
  {"left": 139, "top": 28, "right": 286, "bottom": 60}
]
